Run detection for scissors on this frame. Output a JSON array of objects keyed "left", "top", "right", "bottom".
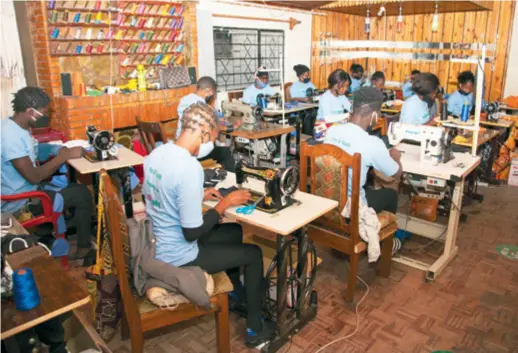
[{"left": 236, "top": 195, "right": 265, "bottom": 215}]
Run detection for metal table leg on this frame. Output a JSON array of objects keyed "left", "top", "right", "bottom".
[{"left": 280, "top": 133, "right": 288, "bottom": 168}]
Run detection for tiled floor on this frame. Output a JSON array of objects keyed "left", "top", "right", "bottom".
[{"left": 99, "top": 184, "right": 518, "bottom": 353}]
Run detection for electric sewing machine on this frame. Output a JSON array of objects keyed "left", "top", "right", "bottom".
[
  {"left": 221, "top": 100, "right": 263, "bottom": 124},
  {"left": 388, "top": 122, "right": 455, "bottom": 166},
  {"left": 306, "top": 88, "right": 325, "bottom": 103},
  {"left": 257, "top": 93, "right": 282, "bottom": 110},
  {"left": 484, "top": 101, "right": 503, "bottom": 121},
  {"left": 85, "top": 125, "right": 118, "bottom": 162},
  {"left": 236, "top": 161, "right": 299, "bottom": 213}
]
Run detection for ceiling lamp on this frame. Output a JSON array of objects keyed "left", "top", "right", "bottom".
[{"left": 396, "top": 4, "right": 403, "bottom": 33}]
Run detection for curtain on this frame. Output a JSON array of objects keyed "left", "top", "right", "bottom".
[{"left": 0, "top": 0, "right": 26, "bottom": 119}]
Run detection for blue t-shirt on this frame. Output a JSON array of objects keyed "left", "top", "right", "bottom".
[
  {"left": 242, "top": 84, "right": 276, "bottom": 106},
  {"left": 290, "top": 81, "right": 316, "bottom": 99},
  {"left": 447, "top": 90, "right": 474, "bottom": 116},
  {"left": 349, "top": 78, "right": 362, "bottom": 93},
  {"left": 176, "top": 93, "right": 205, "bottom": 139},
  {"left": 317, "top": 90, "right": 352, "bottom": 120},
  {"left": 399, "top": 94, "right": 432, "bottom": 125},
  {"left": 402, "top": 81, "right": 414, "bottom": 99},
  {"left": 324, "top": 123, "right": 399, "bottom": 205},
  {"left": 1, "top": 119, "right": 38, "bottom": 213},
  {"left": 143, "top": 143, "right": 204, "bottom": 267}
]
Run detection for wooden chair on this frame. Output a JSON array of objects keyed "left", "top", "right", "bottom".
[
  {"left": 299, "top": 143, "right": 397, "bottom": 302},
  {"left": 100, "top": 171, "right": 232, "bottom": 353},
  {"left": 284, "top": 82, "right": 293, "bottom": 102},
  {"left": 136, "top": 117, "right": 167, "bottom": 154}
]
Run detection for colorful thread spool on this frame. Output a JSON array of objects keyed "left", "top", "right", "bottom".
[{"left": 13, "top": 268, "right": 40, "bottom": 311}]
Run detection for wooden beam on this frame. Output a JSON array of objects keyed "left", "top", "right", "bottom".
[{"left": 212, "top": 14, "right": 302, "bottom": 30}]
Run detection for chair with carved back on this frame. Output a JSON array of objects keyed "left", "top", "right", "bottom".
[
  {"left": 100, "top": 171, "right": 232, "bottom": 353},
  {"left": 284, "top": 82, "right": 293, "bottom": 102},
  {"left": 299, "top": 143, "right": 397, "bottom": 302},
  {"left": 135, "top": 117, "right": 167, "bottom": 154}
]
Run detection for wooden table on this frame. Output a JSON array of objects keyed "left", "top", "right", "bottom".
[
  {"left": 205, "top": 172, "right": 338, "bottom": 352},
  {"left": 452, "top": 129, "right": 502, "bottom": 147},
  {"left": 262, "top": 103, "right": 318, "bottom": 117},
  {"left": 394, "top": 143, "right": 480, "bottom": 281},
  {"left": 222, "top": 119, "right": 294, "bottom": 168},
  {"left": 68, "top": 146, "right": 144, "bottom": 218},
  {"left": 1, "top": 247, "right": 90, "bottom": 340}
]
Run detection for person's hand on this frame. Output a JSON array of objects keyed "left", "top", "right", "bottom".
[
  {"left": 204, "top": 188, "right": 222, "bottom": 201},
  {"left": 302, "top": 97, "right": 311, "bottom": 103},
  {"left": 58, "top": 146, "right": 84, "bottom": 160},
  {"left": 389, "top": 148, "right": 401, "bottom": 162},
  {"left": 223, "top": 189, "right": 252, "bottom": 207}
]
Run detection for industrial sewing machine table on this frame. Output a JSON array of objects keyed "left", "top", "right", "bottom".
[
  {"left": 394, "top": 143, "right": 480, "bottom": 281},
  {"left": 204, "top": 173, "right": 338, "bottom": 353}
]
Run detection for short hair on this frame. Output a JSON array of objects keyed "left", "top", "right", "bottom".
[
  {"left": 327, "top": 69, "right": 351, "bottom": 89},
  {"left": 293, "top": 64, "right": 310, "bottom": 77},
  {"left": 352, "top": 87, "right": 383, "bottom": 118},
  {"left": 11, "top": 86, "right": 51, "bottom": 113},
  {"left": 256, "top": 67, "right": 269, "bottom": 78},
  {"left": 412, "top": 73, "right": 440, "bottom": 96},
  {"left": 196, "top": 76, "right": 217, "bottom": 90},
  {"left": 350, "top": 64, "right": 364, "bottom": 74},
  {"left": 371, "top": 71, "right": 385, "bottom": 82},
  {"left": 411, "top": 70, "right": 421, "bottom": 75},
  {"left": 458, "top": 71, "right": 475, "bottom": 85},
  {"left": 180, "top": 102, "right": 219, "bottom": 136}
]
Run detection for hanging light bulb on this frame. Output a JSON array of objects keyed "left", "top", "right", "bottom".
[
  {"left": 365, "top": 9, "right": 371, "bottom": 34},
  {"left": 432, "top": 2, "right": 439, "bottom": 32},
  {"left": 396, "top": 4, "right": 403, "bottom": 33}
]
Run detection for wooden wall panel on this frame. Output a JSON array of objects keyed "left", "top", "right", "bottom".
[{"left": 311, "top": 1, "right": 515, "bottom": 101}]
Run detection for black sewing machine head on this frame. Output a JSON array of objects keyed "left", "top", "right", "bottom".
[
  {"left": 485, "top": 101, "right": 500, "bottom": 121},
  {"left": 85, "top": 125, "right": 117, "bottom": 162},
  {"left": 306, "top": 88, "right": 325, "bottom": 103},
  {"left": 235, "top": 161, "right": 299, "bottom": 213},
  {"left": 382, "top": 89, "right": 395, "bottom": 103},
  {"left": 256, "top": 93, "right": 281, "bottom": 110}
]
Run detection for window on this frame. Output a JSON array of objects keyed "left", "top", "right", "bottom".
[{"left": 213, "top": 27, "right": 285, "bottom": 92}]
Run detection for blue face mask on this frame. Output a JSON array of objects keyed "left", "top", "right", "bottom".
[
  {"left": 256, "top": 80, "right": 267, "bottom": 89},
  {"left": 197, "top": 141, "right": 214, "bottom": 159}
]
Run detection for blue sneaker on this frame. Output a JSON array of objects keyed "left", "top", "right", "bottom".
[{"left": 245, "top": 323, "right": 275, "bottom": 348}]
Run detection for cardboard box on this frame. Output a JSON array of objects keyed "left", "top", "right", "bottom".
[{"left": 508, "top": 159, "right": 518, "bottom": 187}]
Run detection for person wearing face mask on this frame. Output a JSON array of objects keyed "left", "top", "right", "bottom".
[
  {"left": 143, "top": 102, "right": 274, "bottom": 348},
  {"left": 1, "top": 87, "right": 93, "bottom": 260},
  {"left": 447, "top": 71, "right": 477, "bottom": 117},
  {"left": 324, "top": 87, "right": 403, "bottom": 214},
  {"left": 349, "top": 64, "right": 365, "bottom": 93},
  {"left": 399, "top": 73, "right": 440, "bottom": 126},
  {"left": 176, "top": 76, "right": 235, "bottom": 171},
  {"left": 242, "top": 68, "right": 276, "bottom": 106},
  {"left": 289, "top": 64, "right": 316, "bottom": 102},
  {"left": 402, "top": 69, "right": 420, "bottom": 99},
  {"left": 316, "top": 69, "right": 352, "bottom": 121}
]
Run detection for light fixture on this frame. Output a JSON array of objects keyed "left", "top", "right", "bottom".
[
  {"left": 432, "top": 2, "right": 439, "bottom": 32},
  {"left": 377, "top": 5, "right": 386, "bottom": 17},
  {"left": 396, "top": 4, "right": 403, "bottom": 33},
  {"left": 365, "top": 9, "right": 371, "bottom": 34}
]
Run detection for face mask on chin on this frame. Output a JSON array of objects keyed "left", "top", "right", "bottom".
[
  {"left": 30, "top": 108, "right": 48, "bottom": 126},
  {"left": 458, "top": 89, "right": 471, "bottom": 96},
  {"left": 256, "top": 80, "right": 267, "bottom": 89},
  {"left": 197, "top": 140, "right": 214, "bottom": 159}
]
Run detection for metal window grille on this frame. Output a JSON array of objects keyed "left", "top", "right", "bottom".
[{"left": 213, "top": 27, "right": 285, "bottom": 92}]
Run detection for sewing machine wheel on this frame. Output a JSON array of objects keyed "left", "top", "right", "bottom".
[
  {"left": 93, "top": 130, "right": 115, "bottom": 151},
  {"left": 280, "top": 167, "right": 300, "bottom": 196}
]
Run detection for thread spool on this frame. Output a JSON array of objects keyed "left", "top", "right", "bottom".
[{"left": 13, "top": 268, "right": 40, "bottom": 311}]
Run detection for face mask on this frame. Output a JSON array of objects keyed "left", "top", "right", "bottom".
[
  {"left": 197, "top": 141, "right": 214, "bottom": 159},
  {"left": 256, "top": 80, "right": 267, "bottom": 89},
  {"left": 303, "top": 78, "right": 310, "bottom": 84},
  {"left": 205, "top": 95, "right": 213, "bottom": 103},
  {"left": 370, "top": 112, "right": 379, "bottom": 127},
  {"left": 423, "top": 95, "right": 435, "bottom": 108},
  {"left": 31, "top": 108, "right": 44, "bottom": 122},
  {"left": 458, "top": 89, "right": 471, "bottom": 96}
]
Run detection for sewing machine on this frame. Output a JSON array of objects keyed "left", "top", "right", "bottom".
[
  {"left": 306, "top": 88, "right": 325, "bottom": 103},
  {"left": 257, "top": 93, "right": 282, "bottom": 110},
  {"left": 236, "top": 161, "right": 299, "bottom": 213},
  {"left": 484, "top": 101, "right": 503, "bottom": 121},
  {"left": 221, "top": 100, "right": 263, "bottom": 124},
  {"left": 382, "top": 89, "right": 396, "bottom": 103},
  {"left": 388, "top": 122, "right": 455, "bottom": 166},
  {"left": 85, "top": 125, "right": 118, "bottom": 162}
]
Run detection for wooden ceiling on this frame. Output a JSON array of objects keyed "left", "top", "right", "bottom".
[{"left": 243, "top": 1, "right": 335, "bottom": 11}]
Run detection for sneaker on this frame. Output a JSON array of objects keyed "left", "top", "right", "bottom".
[
  {"left": 392, "top": 238, "right": 402, "bottom": 256},
  {"left": 245, "top": 322, "right": 275, "bottom": 348}
]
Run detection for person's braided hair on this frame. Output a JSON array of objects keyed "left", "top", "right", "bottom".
[
  {"left": 180, "top": 102, "right": 219, "bottom": 139},
  {"left": 11, "top": 87, "right": 50, "bottom": 113}
]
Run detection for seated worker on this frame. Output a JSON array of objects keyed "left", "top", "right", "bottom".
[
  {"left": 402, "top": 69, "right": 421, "bottom": 99},
  {"left": 447, "top": 70, "right": 476, "bottom": 117},
  {"left": 349, "top": 63, "right": 365, "bottom": 93},
  {"left": 316, "top": 69, "right": 352, "bottom": 121},
  {"left": 242, "top": 67, "right": 276, "bottom": 106},
  {"left": 176, "top": 76, "right": 235, "bottom": 171},
  {"left": 143, "top": 102, "right": 273, "bottom": 347},
  {"left": 1, "top": 87, "right": 93, "bottom": 260},
  {"left": 289, "top": 64, "right": 316, "bottom": 102},
  {"left": 324, "top": 87, "right": 403, "bottom": 214},
  {"left": 370, "top": 71, "right": 386, "bottom": 90},
  {"left": 399, "top": 73, "right": 440, "bottom": 126}
]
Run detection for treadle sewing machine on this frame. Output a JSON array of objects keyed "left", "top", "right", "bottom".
[
  {"left": 236, "top": 161, "right": 299, "bottom": 213},
  {"left": 85, "top": 125, "right": 118, "bottom": 162},
  {"left": 221, "top": 100, "right": 264, "bottom": 125}
]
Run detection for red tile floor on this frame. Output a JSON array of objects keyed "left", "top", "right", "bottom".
[{"left": 101, "top": 185, "right": 518, "bottom": 353}]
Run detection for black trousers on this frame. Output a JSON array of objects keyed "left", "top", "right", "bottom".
[
  {"left": 42, "top": 183, "right": 93, "bottom": 249},
  {"left": 365, "top": 187, "right": 398, "bottom": 214},
  {"left": 183, "top": 223, "right": 264, "bottom": 331},
  {"left": 199, "top": 146, "right": 236, "bottom": 172}
]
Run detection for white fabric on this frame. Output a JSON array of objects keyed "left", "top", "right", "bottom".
[
  {"left": 1, "top": 0, "right": 26, "bottom": 119},
  {"left": 341, "top": 199, "right": 381, "bottom": 263}
]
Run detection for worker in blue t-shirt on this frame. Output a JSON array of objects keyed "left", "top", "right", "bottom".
[
  {"left": 289, "top": 64, "right": 316, "bottom": 102},
  {"left": 447, "top": 71, "right": 478, "bottom": 117},
  {"left": 349, "top": 63, "right": 365, "bottom": 93},
  {"left": 400, "top": 73, "right": 441, "bottom": 126},
  {"left": 242, "top": 68, "right": 276, "bottom": 106},
  {"left": 402, "top": 69, "right": 420, "bottom": 99},
  {"left": 317, "top": 69, "right": 352, "bottom": 121}
]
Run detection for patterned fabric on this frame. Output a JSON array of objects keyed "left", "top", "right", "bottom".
[{"left": 314, "top": 155, "right": 343, "bottom": 224}]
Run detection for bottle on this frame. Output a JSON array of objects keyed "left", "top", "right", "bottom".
[
  {"left": 441, "top": 100, "right": 448, "bottom": 121},
  {"left": 136, "top": 64, "right": 147, "bottom": 92},
  {"left": 461, "top": 102, "right": 470, "bottom": 122}
]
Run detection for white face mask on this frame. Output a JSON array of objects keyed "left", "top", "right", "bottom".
[
  {"left": 370, "top": 112, "right": 379, "bottom": 126},
  {"left": 197, "top": 141, "right": 214, "bottom": 159},
  {"left": 31, "top": 108, "right": 44, "bottom": 122}
]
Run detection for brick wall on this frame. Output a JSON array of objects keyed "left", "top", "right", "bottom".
[{"left": 25, "top": 0, "right": 198, "bottom": 140}]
